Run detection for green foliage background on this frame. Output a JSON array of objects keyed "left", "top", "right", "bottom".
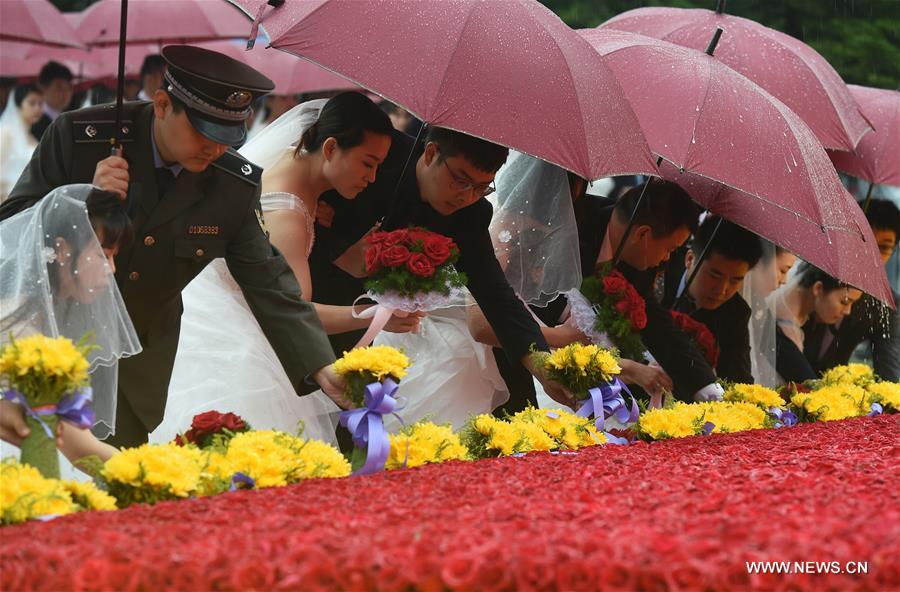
[
  {"left": 541, "top": 0, "right": 899, "bottom": 88},
  {"left": 51, "top": 0, "right": 898, "bottom": 88}
]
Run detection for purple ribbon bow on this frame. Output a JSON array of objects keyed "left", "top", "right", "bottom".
[
  {"left": 339, "top": 378, "right": 403, "bottom": 475},
  {"left": 769, "top": 407, "right": 798, "bottom": 428},
  {"left": 229, "top": 472, "right": 255, "bottom": 491},
  {"left": 575, "top": 378, "right": 640, "bottom": 432},
  {"left": 2, "top": 388, "right": 95, "bottom": 438}
]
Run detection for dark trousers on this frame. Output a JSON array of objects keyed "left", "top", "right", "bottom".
[
  {"left": 104, "top": 393, "right": 151, "bottom": 448},
  {"left": 491, "top": 348, "right": 538, "bottom": 418}
]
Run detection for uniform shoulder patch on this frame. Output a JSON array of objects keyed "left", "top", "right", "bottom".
[
  {"left": 71, "top": 102, "right": 142, "bottom": 144},
  {"left": 72, "top": 119, "right": 136, "bottom": 144},
  {"left": 211, "top": 150, "right": 262, "bottom": 186}
]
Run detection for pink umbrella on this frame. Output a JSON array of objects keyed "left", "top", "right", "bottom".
[
  {"left": 194, "top": 41, "right": 358, "bottom": 96},
  {"left": 829, "top": 86, "right": 900, "bottom": 188},
  {"left": 226, "top": 0, "right": 657, "bottom": 181},
  {"left": 0, "top": 0, "right": 84, "bottom": 49},
  {"left": 0, "top": 40, "right": 158, "bottom": 81},
  {"left": 0, "top": 41, "right": 62, "bottom": 78},
  {"left": 580, "top": 28, "right": 891, "bottom": 306},
  {"left": 601, "top": 5, "right": 872, "bottom": 152},
  {"left": 75, "top": 0, "right": 251, "bottom": 46}
]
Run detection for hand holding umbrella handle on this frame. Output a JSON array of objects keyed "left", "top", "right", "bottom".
[{"left": 92, "top": 151, "right": 130, "bottom": 201}]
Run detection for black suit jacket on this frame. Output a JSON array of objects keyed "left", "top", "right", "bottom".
[
  {"left": 803, "top": 293, "right": 900, "bottom": 381},
  {"left": 573, "top": 196, "right": 717, "bottom": 399},
  {"left": 2, "top": 102, "right": 335, "bottom": 434},
  {"left": 659, "top": 248, "right": 754, "bottom": 385},
  {"left": 308, "top": 128, "right": 547, "bottom": 362},
  {"left": 776, "top": 326, "right": 817, "bottom": 383}
]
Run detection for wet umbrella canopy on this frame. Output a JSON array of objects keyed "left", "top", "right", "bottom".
[
  {"left": 602, "top": 5, "right": 873, "bottom": 152},
  {"left": 580, "top": 28, "right": 892, "bottom": 307},
  {"left": 0, "top": 0, "right": 84, "bottom": 49},
  {"left": 74, "top": 0, "right": 252, "bottom": 46},
  {"left": 829, "top": 86, "right": 900, "bottom": 188},
  {"left": 227, "top": 0, "right": 658, "bottom": 181}
]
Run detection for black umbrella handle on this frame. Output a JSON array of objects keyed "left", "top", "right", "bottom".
[
  {"left": 705, "top": 28, "right": 724, "bottom": 56},
  {"left": 112, "top": 0, "right": 129, "bottom": 154}
]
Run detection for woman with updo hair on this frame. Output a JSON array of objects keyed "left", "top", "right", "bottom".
[{"left": 770, "top": 261, "right": 862, "bottom": 383}]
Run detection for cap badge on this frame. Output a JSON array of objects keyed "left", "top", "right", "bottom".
[
  {"left": 225, "top": 90, "right": 253, "bottom": 108},
  {"left": 85, "top": 125, "right": 97, "bottom": 138},
  {"left": 241, "top": 164, "right": 253, "bottom": 176}
]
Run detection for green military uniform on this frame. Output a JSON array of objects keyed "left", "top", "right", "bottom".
[{"left": 1, "top": 48, "right": 336, "bottom": 446}]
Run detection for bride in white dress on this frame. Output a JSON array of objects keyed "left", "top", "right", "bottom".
[
  {"left": 0, "top": 84, "right": 43, "bottom": 202},
  {"left": 151, "top": 93, "right": 412, "bottom": 445}
]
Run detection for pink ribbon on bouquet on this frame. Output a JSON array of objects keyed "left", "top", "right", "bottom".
[{"left": 351, "top": 295, "right": 408, "bottom": 349}]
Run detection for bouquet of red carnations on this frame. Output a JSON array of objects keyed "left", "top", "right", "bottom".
[
  {"left": 364, "top": 227, "right": 467, "bottom": 307},
  {"left": 567, "top": 264, "right": 648, "bottom": 361},
  {"left": 669, "top": 311, "right": 720, "bottom": 368}
]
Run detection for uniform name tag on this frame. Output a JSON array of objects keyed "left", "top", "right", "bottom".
[{"left": 188, "top": 225, "right": 219, "bottom": 236}]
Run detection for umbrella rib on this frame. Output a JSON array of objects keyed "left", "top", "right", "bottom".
[
  {"left": 685, "top": 56, "right": 715, "bottom": 167},
  {"left": 429, "top": 3, "right": 480, "bottom": 120},
  {"left": 539, "top": 17, "right": 593, "bottom": 177}
]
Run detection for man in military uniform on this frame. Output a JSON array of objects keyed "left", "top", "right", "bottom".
[{"left": 0, "top": 46, "right": 345, "bottom": 447}]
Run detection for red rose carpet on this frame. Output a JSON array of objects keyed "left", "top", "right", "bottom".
[{"left": 1, "top": 416, "right": 897, "bottom": 591}]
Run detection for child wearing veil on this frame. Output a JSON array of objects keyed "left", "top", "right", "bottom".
[
  {"left": 152, "top": 92, "right": 422, "bottom": 444},
  {"left": 0, "top": 184, "right": 141, "bottom": 474}
]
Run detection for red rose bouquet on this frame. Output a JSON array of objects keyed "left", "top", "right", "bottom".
[
  {"left": 569, "top": 264, "right": 648, "bottom": 361},
  {"left": 174, "top": 410, "right": 250, "bottom": 449},
  {"left": 669, "top": 311, "right": 720, "bottom": 368},
  {"left": 364, "top": 227, "right": 467, "bottom": 306}
]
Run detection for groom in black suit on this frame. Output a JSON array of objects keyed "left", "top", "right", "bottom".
[
  {"left": 660, "top": 216, "right": 764, "bottom": 389},
  {"left": 310, "top": 126, "right": 571, "bottom": 403}
]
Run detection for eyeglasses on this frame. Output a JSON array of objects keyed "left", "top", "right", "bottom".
[{"left": 441, "top": 159, "right": 496, "bottom": 198}]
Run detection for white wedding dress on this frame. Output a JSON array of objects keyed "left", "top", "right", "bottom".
[
  {"left": 150, "top": 192, "right": 341, "bottom": 445},
  {"left": 377, "top": 307, "right": 508, "bottom": 432},
  {"left": 0, "top": 102, "right": 38, "bottom": 202}
]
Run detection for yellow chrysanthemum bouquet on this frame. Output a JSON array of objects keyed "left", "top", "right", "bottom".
[
  {"left": 387, "top": 421, "right": 468, "bottom": 469},
  {"left": 865, "top": 381, "right": 900, "bottom": 413},
  {"left": 725, "top": 383, "right": 797, "bottom": 427},
  {"left": 820, "top": 363, "right": 875, "bottom": 387},
  {"left": 531, "top": 343, "right": 638, "bottom": 432},
  {"left": 100, "top": 429, "right": 350, "bottom": 506},
  {"left": 510, "top": 406, "right": 607, "bottom": 450},
  {"left": 333, "top": 345, "right": 411, "bottom": 474},
  {"left": 790, "top": 364, "right": 898, "bottom": 422},
  {"left": 792, "top": 383, "right": 871, "bottom": 422},
  {"left": 101, "top": 442, "right": 209, "bottom": 507},
  {"left": 637, "top": 401, "right": 768, "bottom": 441},
  {"left": 0, "top": 334, "right": 95, "bottom": 478},
  {"left": 460, "top": 414, "right": 554, "bottom": 459},
  {"left": 1, "top": 458, "right": 116, "bottom": 525},
  {"left": 202, "top": 430, "right": 350, "bottom": 493}
]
